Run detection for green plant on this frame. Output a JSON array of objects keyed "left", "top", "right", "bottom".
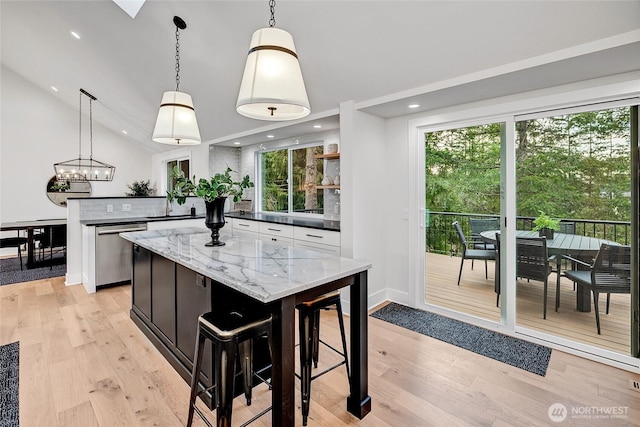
[
  {"left": 126, "top": 180, "right": 155, "bottom": 196},
  {"left": 532, "top": 211, "right": 560, "bottom": 231},
  {"left": 166, "top": 166, "right": 254, "bottom": 205},
  {"left": 50, "top": 181, "right": 70, "bottom": 192}
]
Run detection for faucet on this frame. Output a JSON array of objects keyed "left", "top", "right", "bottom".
[{"left": 166, "top": 198, "right": 172, "bottom": 216}]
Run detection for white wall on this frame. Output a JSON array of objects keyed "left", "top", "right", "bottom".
[
  {"left": 0, "top": 66, "right": 153, "bottom": 223},
  {"left": 340, "top": 101, "right": 388, "bottom": 311}
]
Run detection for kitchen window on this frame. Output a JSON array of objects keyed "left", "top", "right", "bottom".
[
  {"left": 166, "top": 158, "right": 190, "bottom": 193},
  {"left": 258, "top": 144, "right": 324, "bottom": 215}
]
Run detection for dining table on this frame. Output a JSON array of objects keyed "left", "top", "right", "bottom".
[
  {"left": 480, "top": 230, "right": 619, "bottom": 312},
  {"left": 0, "top": 219, "right": 66, "bottom": 269}
]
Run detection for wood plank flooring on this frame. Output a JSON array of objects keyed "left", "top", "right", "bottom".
[
  {"left": 426, "top": 252, "right": 632, "bottom": 355},
  {"left": 1, "top": 277, "right": 639, "bottom": 426}
]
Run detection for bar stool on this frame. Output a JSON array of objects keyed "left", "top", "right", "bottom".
[
  {"left": 297, "top": 291, "right": 350, "bottom": 426},
  {"left": 187, "top": 310, "right": 272, "bottom": 427}
]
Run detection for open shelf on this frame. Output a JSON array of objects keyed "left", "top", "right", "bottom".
[{"left": 314, "top": 153, "right": 340, "bottom": 160}]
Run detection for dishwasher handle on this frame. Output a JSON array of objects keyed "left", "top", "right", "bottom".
[{"left": 97, "top": 226, "right": 147, "bottom": 235}]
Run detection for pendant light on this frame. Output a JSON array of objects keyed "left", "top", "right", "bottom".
[
  {"left": 236, "top": 0, "right": 310, "bottom": 121},
  {"left": 152, "top": 16, "right": 201, "bottom": 145},
  {"left": 54, "top": 89, "right": 116, "bottom": 182}
]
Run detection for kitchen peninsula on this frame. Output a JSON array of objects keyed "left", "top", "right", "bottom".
[{"left": 120, "top": 227, "right": 372, "bottom": 426}]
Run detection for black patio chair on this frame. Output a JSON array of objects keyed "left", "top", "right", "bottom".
[
  {"left": 562, "top": 244, "right": 631, "bottom": 335},
  {"left": 552, "top": 221, "right": 577, "bottom": 290},
  {"left": 452, "top": 221, "right": 495, "bottom": 287},
  {"left": 495, "top": 235, "right": 554, "bottom": 319}
]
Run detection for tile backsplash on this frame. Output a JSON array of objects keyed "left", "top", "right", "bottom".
[{"left": 77, "top": 196, "right": 206, "bottom": 220}]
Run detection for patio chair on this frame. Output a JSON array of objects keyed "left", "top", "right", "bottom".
[
  {"left": 495, "top": 235, "right": 553, "bottom": 319},
  {"left": 552, "top": 221, "right": 577, "bottom": 290},
  {"left": 468, "top": 217, "right": 499, "bottom": 273},
  {"left": 452, "top": 221, "right": 495, "bottom": 287},
  {"left": 562, "top": 244, "right": 631, "bottom": 335}
]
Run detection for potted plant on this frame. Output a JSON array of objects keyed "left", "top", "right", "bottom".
[
  {"left": 166, "top": 166, "right": 254, "bottom": 246},
  {"left": 126, "top": 180, "right": 155, "bottom": 196},
  {"left": 50, "top": 181, "right": 70, "bottom": 192},
  {"left": 532, "top": 211, "right": 560, "bottom": 239}
]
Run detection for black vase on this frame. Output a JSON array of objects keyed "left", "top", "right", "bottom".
[
  {"left": 538, "top": 228, "right": 554, "bottom": 239},
  {"left": 204, "top": 197, "right": 227, "bottom": 247}
]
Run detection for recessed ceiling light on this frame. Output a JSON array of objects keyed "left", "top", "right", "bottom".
[
  {"left": 233, "top": 141, "right": 241, "bottom": 145},
  {"left": 408, "top": 104, "right": 420, "bottom": 109},
  {"left": 70, "top": 31, "right": 81, "bottom": 39},
  {"left": 51, "top": 86, "right": 58, "bottom": 92},
  {"left": 122, "top": 130, "right": 128, "bottom": 135},
  {"left": 313, "top": 124, "right": 322, "bottom": 129},
  {"left": 266, "top": 134, "right": 275, "bottom": 139}
]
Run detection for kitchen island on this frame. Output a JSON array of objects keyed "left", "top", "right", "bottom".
[{"left": 120, "top": 227, "right": 372, "bottom": 426}]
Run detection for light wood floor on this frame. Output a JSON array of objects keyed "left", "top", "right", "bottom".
[
  {"left": 1, "top": 277, "right": 639, "bottom": 426},
  {"left": 426, "top": 252, "right": 632, "bottom": 355}
]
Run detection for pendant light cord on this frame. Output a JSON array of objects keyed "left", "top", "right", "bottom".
[
  {"left": 269, "top": 0, "right": 276, "bottom": 27},
  {"left": 89, "top": 97, "right": 94, "bottom": 161},
  {"left": 78, "top": 91, "right": 82, "bottom": 159},
  {"left": 175, "top": 25, "right": 181, "bottom": 91}
]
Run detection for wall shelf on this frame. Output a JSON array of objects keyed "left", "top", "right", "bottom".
[{"left": 314, "top": 153, "right": 340, "bottom": 160}]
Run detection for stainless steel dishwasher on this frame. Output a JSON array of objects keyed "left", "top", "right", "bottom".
[{"left": 95, "top": 223, "right": 147, "bottom": 287}]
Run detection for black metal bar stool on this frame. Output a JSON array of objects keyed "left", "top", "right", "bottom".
[
  {"left": 187, "top": 310, "right": 272, "bottom": 427},
  {"left": 297, "top": 291, "right": 350, "bottom": 426}
]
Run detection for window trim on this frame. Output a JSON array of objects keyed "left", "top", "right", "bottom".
[{"left": 256, "top": 141, "right": 325, "bottom": 218}]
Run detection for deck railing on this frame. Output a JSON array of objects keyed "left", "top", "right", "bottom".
[{"left": 426, "top": 211, "right": 631, "bottom": 255}]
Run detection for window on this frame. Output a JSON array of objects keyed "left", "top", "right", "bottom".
[
  {"left": 166, "top": 158, "right": 190, "bottom": 193},
  {"left": 259, "top": 144, "right": 324, "bottom": 215}
]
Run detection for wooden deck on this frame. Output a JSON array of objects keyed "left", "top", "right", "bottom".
[{"left": 426, "top": 252, "right": 632, "bottom": 355}]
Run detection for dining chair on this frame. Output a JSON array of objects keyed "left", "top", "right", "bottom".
[
  {"left": 495, "top": 235, "right": 554, "bottom": 319},
  {"left": 469, "top": 217, "right": 499, "bottom": 255},
  {"left": 0, "top": 232, "right": 28, "bottom": 270},
  {"left": 452, "top": 221, "right": 495, "bottom": 287},
  {"left": 562, "top": 244, "right": 631, "bottom": 334},
  {"left": 34, "top": 225, "right": 67, "bottom": 269},
  {"left": 552, "top": 221, "right": 577, "bottom": 290}
]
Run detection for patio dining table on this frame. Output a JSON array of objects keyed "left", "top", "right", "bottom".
[{"left": 479, "top": 230, "right": 619, "bottom": 312}]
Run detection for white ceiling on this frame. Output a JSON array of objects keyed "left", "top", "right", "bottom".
[{"left": 1, "top": 1, "right": 639, "bottom": 152}]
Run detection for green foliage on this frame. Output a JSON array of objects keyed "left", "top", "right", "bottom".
[
  {"left": 125, "top": 180, "right": 155, "bottom": 197},
  {"left": 532, "top": 211, "right": 560, "bottom": 231},
  {"left": 50, "top": 181, "right": 70, "bottom": 192},
  {"left": 166, "top": 166, "right": 254, "bottom": 204}
]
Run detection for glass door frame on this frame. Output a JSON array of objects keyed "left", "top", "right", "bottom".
[{"left": 409, "top": 100, "right": 640, "bottom": 370}]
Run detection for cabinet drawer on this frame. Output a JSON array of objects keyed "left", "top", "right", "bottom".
[
  {"left": 294, "top": 240, "right": 341, "bottom": 256},
  {"left": 232, "top": 218, "right": 260, "bottom": 233},
  {"left": 259, "top": 222, "right": 294, "bottom": 238},
  {"left": 293, "top": 227, "right": 340, "bottom": 247},
  {"left": 260, "top": 235, "right": 294, "bottom": 246}
]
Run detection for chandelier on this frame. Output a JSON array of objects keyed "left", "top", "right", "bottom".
[{"left": 53, "top": 89, "right": 115, "bottom": 182}]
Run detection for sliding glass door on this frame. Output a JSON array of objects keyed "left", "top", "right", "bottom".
[{"left": 514, "top": 104, "right": 638, "bottom": 356}]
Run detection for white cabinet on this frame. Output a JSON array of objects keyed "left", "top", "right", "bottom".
[
  {"left": 231, "top": 217, "right": 340, "bottom": 255},
  {"left": 231, "top": 218, "right": 260, "bottom": 236}
]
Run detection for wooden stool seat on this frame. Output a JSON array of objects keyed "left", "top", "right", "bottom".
[{"left": 187, "top": 310, "right": 272, "bottom": 427}]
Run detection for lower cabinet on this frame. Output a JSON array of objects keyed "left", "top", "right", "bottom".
[
  {"left": 176, "top": 264, "right": 213, "bottom": 386},
  {"left": 151, "top": 254, "right": 176, "bottom": 344},
  {"left": 132, "top": 244, "right": 151, "bottom": 320},
  {"left": 130, "top": 246, "right": 270, "bottom": 405}
]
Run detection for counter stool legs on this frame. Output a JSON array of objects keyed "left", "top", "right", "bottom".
[
  {"left": 298, "top": 293, "right": 350, "bottom": 426},
  {"left": 187, "top": 312, "right": 272, "bottom": 427}
]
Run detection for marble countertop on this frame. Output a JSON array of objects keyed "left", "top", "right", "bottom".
[
  {"left": 120, "top": 227, "right": 370, "bottom": 303},
  {"left": 225, "top": 212, "right": 340, "bottom": 231}
]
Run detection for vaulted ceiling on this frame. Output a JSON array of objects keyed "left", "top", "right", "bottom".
[{"left": 2, "top": 1, "right": 639, "bottom": 152}]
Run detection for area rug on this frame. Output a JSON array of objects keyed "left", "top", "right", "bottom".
[
  {"left": 371, "top": 303, "right": 551, "bottom": 376},
  {"left": 0, "top": 341, "right": 19, "bottom": 427},
  {"left": 0, "top": 257, "right": 65, "bottom": 286}
]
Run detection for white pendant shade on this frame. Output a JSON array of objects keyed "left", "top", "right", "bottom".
[
  {"left": 236, "top": 27, "right": 310, "bottom": 121},
  {"left": 152, "top": 91, "right": 201, "bottom": 145}
]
